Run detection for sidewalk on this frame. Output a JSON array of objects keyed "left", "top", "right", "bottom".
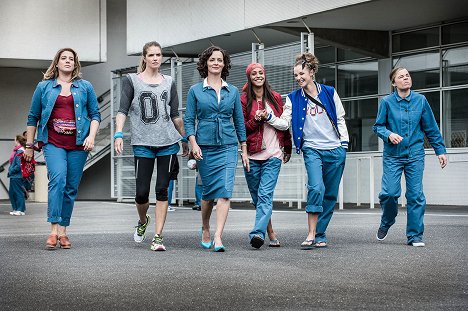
[{"left": 0, "top": 201, "right": 467, "bottom": 310}]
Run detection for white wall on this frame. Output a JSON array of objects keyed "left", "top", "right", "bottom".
[
  {"left": 0, "top": 0, "right": 138, "bottom": 200},
  {"left": 126, "top": 0, "right": 370, "bottom": 54},
  {"left": 0, "top": 0, "right": 106, "bottom": 63}
]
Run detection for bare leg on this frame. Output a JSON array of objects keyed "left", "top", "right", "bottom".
[
  {"left": 155, "top": 200, "right": 168, "bottom": 235},
  {"left": 306, "top": 212, "right": 319, "bottom": 241},
  {"left": 267, "top": 219, "right": 276, "bottom": 240},
  {"left": 136, "top": 202, "right": 150, "bottom": 224},
  {"left": 201, "top": 199, "right": 214, "bottom": 243},
  {"left": 213, "top": 198, "right": 230, "bottom": 247},
  {"left": 50, "top": 223, "right": 59, "bottom": 235},
  {"left": 57, "top": 225, "right": 67, "bottom": 237}
]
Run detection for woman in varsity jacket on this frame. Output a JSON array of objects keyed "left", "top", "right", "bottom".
[{"left": 268, "top": 53, "right": 349, "bottom": 249}]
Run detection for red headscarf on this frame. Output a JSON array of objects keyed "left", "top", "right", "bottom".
[{"left": 242, "top": 63, "right": 266, "bottom": 92}]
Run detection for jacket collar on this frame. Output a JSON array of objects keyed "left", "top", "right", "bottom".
[{"left": 52, "top": 78, "right": 79, "bottom": 88}]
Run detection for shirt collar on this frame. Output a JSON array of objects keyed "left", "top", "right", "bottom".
[
  {"left": 203, "top": 78, "right": 229, "bottom": 91},
  {"left": 394, "top": 90, "right": 412, "bottom": 102}
]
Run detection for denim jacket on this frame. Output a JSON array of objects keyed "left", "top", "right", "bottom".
[
  {"left": 7, "top": 149, "right": 23, "bottom": 178},
  {"left": 373, "top": 90, "right": 446, "bottom": 158},
  {"left": 27, "top": 79, "right": 101, "bottom": 145},
  {"left": 184, "top": 80, "right": 246, "bottom": 146}
]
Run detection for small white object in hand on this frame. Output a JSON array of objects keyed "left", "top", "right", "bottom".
[{"left": 187, "top": 159, "right": 197, "bottom": 170}]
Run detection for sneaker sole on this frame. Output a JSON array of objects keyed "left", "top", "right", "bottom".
[
  {"left": 151, "top": 245, "right": 166, "bottom": 251},
  {"left": 376, "top": 231, "right": 388, "bottom": 241}
]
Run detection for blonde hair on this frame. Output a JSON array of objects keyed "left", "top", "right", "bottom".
[
  {"left": 43, "top": 48, "right": 82, "bottom": 81},
  {"left": 295, "top": 52, "right": 319, "bottom": 74},
  {"left": 138, "top": 41, "right": 162, "bottom": 73}
]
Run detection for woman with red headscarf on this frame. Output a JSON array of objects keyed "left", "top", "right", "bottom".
[{"left": 241, "top": 63, "right": 292, "bottom": 249}]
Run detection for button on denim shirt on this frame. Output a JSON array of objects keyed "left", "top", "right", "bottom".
[
  {"left": 373, "top": 91, "right": 446, "bottom": 158},
  {"left": 27, "top": 79, "right": 101, "bottom": 145},
  {"left": 184, "top": 81, "right": 246, "bottom": 146}
]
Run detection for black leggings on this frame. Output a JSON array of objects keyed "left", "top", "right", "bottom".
[{"left": 134, "top": 154, "right": 179, "bottom": 204}]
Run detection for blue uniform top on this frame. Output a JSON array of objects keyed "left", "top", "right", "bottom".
[
  {"left": 184, "top": 80, "right": 246, "bottom": 146},
  {"left": 373, "top": 90, "right": 446, "bottom": 158}
]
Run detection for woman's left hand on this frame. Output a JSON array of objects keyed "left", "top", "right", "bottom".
[
  {"left": 83, "top": 136, "right": 95, "bottom": 151},
  {"left": 283, "top": 153, "right": 291, "bottom": 163},
  {"left": 242, "top": 151, "right": 250, "bottom": 172}
]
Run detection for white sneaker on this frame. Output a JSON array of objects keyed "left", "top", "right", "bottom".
[
  {"left": 133, "top": 215, "right": 150, "bottom": 243},
  {"left": 18, "top": 211, "right": 25, "bottom": 216},
  {"left": 10, "top": 211, "right": 22, "bottom": 216},
  {"left": 412, "top": 241, "right": 425, "bottom": 247},
  {"left": 9, "top": 211, "right": 16, "bottom": 215},
  {"left": 167, "top": 206, "right": 176, "bottom": 212}
]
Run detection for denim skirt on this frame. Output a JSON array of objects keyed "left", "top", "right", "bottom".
[{"left": 198, "top": 144, "right": 238, "bottom": 200}]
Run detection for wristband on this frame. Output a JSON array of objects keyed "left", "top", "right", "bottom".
[
  {"left": 114, "top": 132, "right": 123, "bottom": 139},
  {"left": 266, "top": 113, "right": 273, "bottom": 121},
  {"left": 181, "top": 136, "right": 188, "bottom": 143}
]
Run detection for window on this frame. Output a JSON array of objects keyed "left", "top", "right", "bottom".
[
  {"left": 442, "top": 21, "right": 468, "bottom": 45},
  {"left": 443, "top": 89, "right": 468, "bottom": 148},
  {"left": 316, "top": 65, "right": 335, "bottom": 88},
  {"left": 392, "top": 27, "right": 439, "bottom": 53},
  {"left": 343, "top": 98, "right": 379, "bottom": 152},
  {"left": 315, "top": 46, "right": 335, "bottom": 64},
  {"left": 337, "top": 61, "right": 378, "bottom": 97},
  {"left": 442, "top": 46, "right": 468, "bottom": 87}
]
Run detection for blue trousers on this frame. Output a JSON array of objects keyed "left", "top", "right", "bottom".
[
  {"left": 9, "top": 178, "right": 26, "bottom": 212},
  {"left": 302, "top": 147, "right": 346, "bottom": 243},
  {"left": 379, "top": 156, "right": 426, "bottom": 244},
  {"left": 43, "top": 143, "right": 88, "bottom": 226},
  {"left": 244, "top": 157, "right": 282, "bottom": 240}
]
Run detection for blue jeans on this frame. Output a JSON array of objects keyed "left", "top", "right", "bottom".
[
  {"left": 195, "top": 174, "right": 202, "bottom": 206},
  {"left": 9, "top": 178, "right": 26, "bottom": 212},
  {"left": 302, "top": 147, "right": 346, "bottom": 243},
  {"left": 244, "top": 157, "right": 282, "bottom": 240},
  {"left": 379, "top": 156, "right": 426, "bottom": 244},
  {"left": 43, "top": 143, "right": 88, "bottom": 226}
]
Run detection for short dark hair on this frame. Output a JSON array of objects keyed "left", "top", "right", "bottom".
[{"left": 197, "top": 46, "right": 231, "bottom": 80}]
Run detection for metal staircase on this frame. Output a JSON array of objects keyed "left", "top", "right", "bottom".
[{"left": 0, "top": 89, "right": 112, "bottom": 194}]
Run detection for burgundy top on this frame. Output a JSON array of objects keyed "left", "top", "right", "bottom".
[{"left": 46, "top": 95, "right": 84, "bottom": 150}]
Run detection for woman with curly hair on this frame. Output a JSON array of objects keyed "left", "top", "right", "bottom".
[{"left": 184, "top": 46, "right": 248, "bottom": 252}]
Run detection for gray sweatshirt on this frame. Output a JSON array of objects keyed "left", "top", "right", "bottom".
[{"left": 118, "top": 73, "right": 182, "bottom": 147}]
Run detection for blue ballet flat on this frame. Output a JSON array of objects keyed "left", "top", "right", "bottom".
[
  {"left": 200, "top": 228, "right": 212, "bottom": 249},
  {"left": 213, "top": 244, "right": 225, "bottom": 252}
]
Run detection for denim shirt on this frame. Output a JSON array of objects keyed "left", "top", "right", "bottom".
[
  {"left": 27, "top": 79, "right": 101, "bottom": 145},
  {"left": 373, "top": 91, "right": 446, "bottom": 158},
  {"left": 184, "top": 80, "right": 246, "bottom": 146}
]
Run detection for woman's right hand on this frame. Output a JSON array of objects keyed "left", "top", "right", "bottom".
[
  {"left": 191, "top": 143, "right": 203, "bottom": 160},
  {"left": 23, "top": 148, "right": 34, "bottom": 162},
  {"left": 114, "top": 138, "right": 123, "bottom": 155},
  {"left": 388, "top": 133, "right": 403, "bottom": 144}
]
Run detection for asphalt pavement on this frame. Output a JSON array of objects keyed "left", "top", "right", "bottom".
[{"left": 0, "top": 201, "right": 467, "bottom": 310}]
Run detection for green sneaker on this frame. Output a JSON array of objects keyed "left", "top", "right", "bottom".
[
  {"left": 133, "top": 214, "right": 150, "bottom": 243},
  {"left": 150, "top": 234, "right": 166, "bottom": 251}
]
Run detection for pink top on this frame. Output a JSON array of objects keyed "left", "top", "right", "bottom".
[{"left": 249, "top": 102, "right": 283, "bottom": 161}]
